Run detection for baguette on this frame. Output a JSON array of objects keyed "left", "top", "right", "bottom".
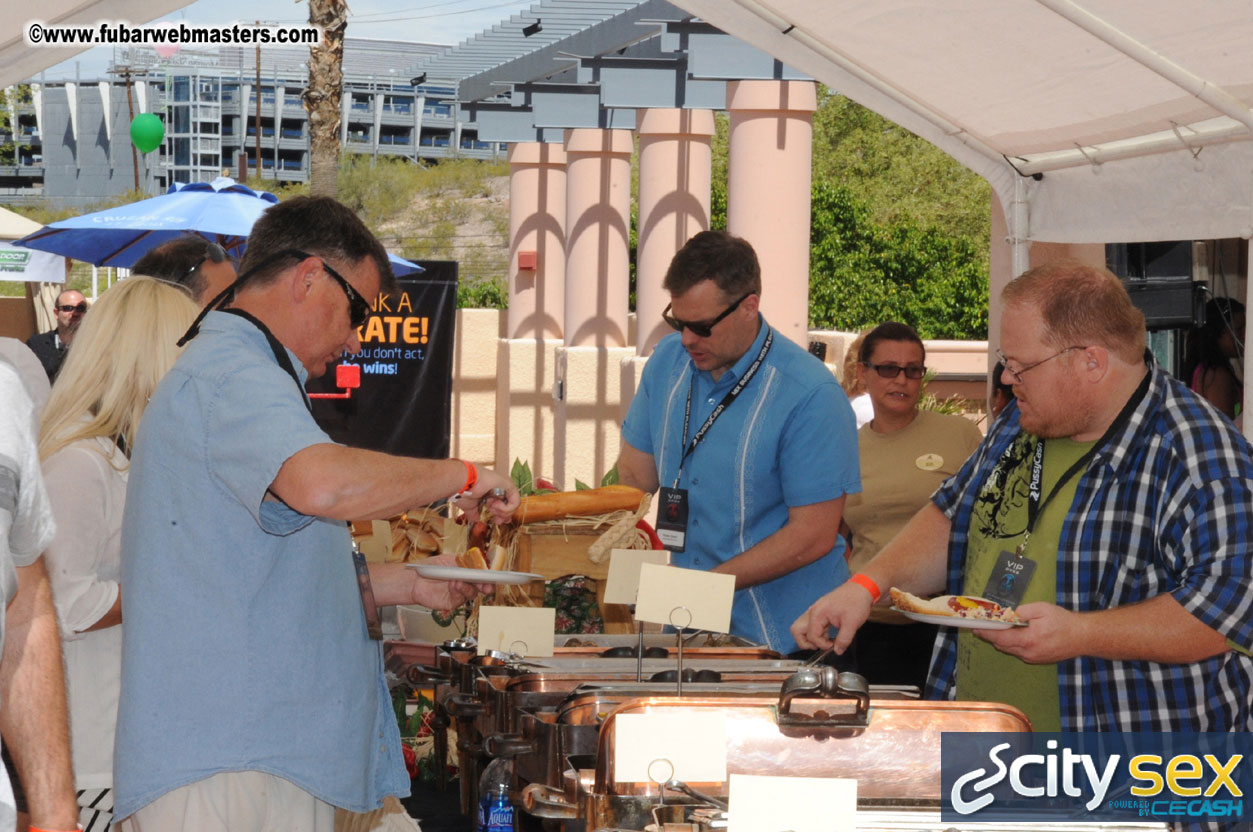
[
  {"left": 514, "top": 485, "right": 646, "bottom": 525},
  {"left": 889, "top": 587, "right": 1021, "bottom": 623},
  {"left": 456, "top": 547, "right": 489, "bottom": 570}
]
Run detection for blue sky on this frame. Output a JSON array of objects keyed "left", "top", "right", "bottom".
[{"left": 37, "top": 0, "right": 535, "bottom": 81}]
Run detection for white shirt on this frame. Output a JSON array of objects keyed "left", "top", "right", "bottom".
[{"left": 42, "top": 433, "right": 125, "bottom": 789}]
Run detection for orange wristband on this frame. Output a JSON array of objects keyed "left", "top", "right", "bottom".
[
  {"left": 849, "top": 573, "right": 881, "bottom": 603},
  {"left": 30, "top": 827, "right": 82, "bottom": 832},
  {"left": 456, "top": 459, "right": 477, "bottom": 495}
]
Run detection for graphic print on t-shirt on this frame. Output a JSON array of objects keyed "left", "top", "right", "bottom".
[{"left": 970, "top": 432, "right": 1038, "bottom": 542}]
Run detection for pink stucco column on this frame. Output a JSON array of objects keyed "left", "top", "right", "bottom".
[
  {"left": 562, "top": 128, "right": 633, "bottom": 347},
  {"left": 635, "top": 108, "right": 716, "bottom": 356},
  {"left": 726, "top": 80, "right": 818, "bottom": 347},
  {"left": 507, "top": 142, "right": 567, "bottom": 340}
]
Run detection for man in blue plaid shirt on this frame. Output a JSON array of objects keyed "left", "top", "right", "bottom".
[{"left": 793, "top": 261, "right": 1253, "bottom": 733}]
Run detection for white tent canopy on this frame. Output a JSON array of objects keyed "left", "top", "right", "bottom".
[
  {"left": 0, "top": 0, "right": 189, "bottom": 87},
  {"left": 674, "top": 0, "right": 1253, "bottom": 428},
  {"left": 672, "top": 0, "right": 1253, "bottom": 249}
]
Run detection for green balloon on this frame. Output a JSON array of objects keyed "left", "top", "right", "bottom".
[{"left": 130, "top": 114, "right": 164, "bottom": 154}]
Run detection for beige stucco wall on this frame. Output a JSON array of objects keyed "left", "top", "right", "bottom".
[{"left": 456, "top": 311, "right": 994, "bottom": 481}]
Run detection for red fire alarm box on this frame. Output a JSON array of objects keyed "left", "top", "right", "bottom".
[
  {"left": 337, "top": 363, "right": 361, "bottom": 389},
  {"left": 517, "top": 250, "right": 538, "bottom": 270}
]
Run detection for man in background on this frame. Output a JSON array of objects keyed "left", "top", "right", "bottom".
[
  {"left": 131, "top": 234, "right": 238, "bottom": 306},
  {"left": 616, "top": 230, "right": 860, "bottom": 657},
  {"left": 26, "top": 289, "right": 85, "bottom": 381}
]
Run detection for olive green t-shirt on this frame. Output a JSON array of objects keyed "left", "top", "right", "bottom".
[{"left": 955, "top": 432, "right": 1095, "bottom": 731}]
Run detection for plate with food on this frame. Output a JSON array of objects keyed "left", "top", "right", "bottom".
[
  {"left": 889, "top": 588, "right": 1027, "bottom": 630},
  {"left": 408, "top": 547, "right": 544, "bottom": 585}
]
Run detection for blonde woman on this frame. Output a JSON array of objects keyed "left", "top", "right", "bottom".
[
  {"left": 841, "top": 328, "right": 874, "bottom": 429},
  {"left": 38, "top": 276, "right": 198, "bottom": 832}
]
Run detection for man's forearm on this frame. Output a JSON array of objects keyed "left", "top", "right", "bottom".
[
  {"left": 859, "top": 502, "right": 953, "bottom": 602},
  {"left": 1076, "top": 594, "right": 1229, "bottom": 663},
  {"left": 1, "top": 561, "right": 78, "bottom": 830},
  {"left": 712, "top": 499, "right": 844, "bottom": 589}
]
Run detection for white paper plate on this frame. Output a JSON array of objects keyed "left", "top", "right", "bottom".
[
  {"left": 892, "top": 606, "right": 1027, "bottom": 630},
  {"left": 408, "top": 563, "right": 545, "bottom": 585}
]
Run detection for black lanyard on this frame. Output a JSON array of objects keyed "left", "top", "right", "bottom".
[
  {"left": 672, "top": 327, "right": 773, "bottom": 488},
  {"left": 1014, "top": 367, "right": 1151, "bottom": 556},
  {"left": 220, "top": 308, "right": 312, "bottom": 413}
]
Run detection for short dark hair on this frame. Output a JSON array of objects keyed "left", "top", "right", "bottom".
[
  {"left": 239, "top": 196, "right": 395, "bottom": 294},
  {"left": 662, "top": 230, "right": 761, "bottom": 299},
  {"left": 132, "top": 234, "right": 221, "bottom": 299},
  {"left": 992, "top": 361, "right": 1015, "bottom": 398},
  {"left": 859, "top": 321, "right": 925, "bottom": 363}
]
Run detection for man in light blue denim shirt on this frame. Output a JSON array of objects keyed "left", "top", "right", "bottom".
[
  {"left": 618, "top": 231, "right": 860, "bottom": 656},
  {"left": 114, "top": 197, "right": 519, "bottom": 831}
]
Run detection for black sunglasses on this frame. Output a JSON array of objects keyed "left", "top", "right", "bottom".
[
  {"left": 178, "top": 248, "right": 373, "bottom": 347},
  {"left": 662, "top": 293, "right": 751, "bottom": 338},
  {"left": 863, "top": 362, "right": 926, "bottom": 380},
  {"left": 57, "top": 302, "right": 88, "bottom": 314},
  {"left": 313, "top": 257, "right": 372, "bottom": 329},
  {"left": 185, "top": 242, "right": 229, "bottom": 279}
]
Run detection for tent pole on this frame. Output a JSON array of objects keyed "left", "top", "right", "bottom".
[
  {"left": 1245, "top": 234, "right": 1252, "bottom": 441},
  {"left": 91, "top": 265, "right": 98, "bottom": 300},
  {"left": 1010, "top": 176, "right": 1030, "bottom": 280}
]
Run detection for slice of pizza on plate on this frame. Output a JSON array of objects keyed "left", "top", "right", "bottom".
[{"left": 889, "top": 587, "right": 1022, "bottom": 623}]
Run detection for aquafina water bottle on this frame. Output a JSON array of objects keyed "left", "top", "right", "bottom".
[{"left": 476, "top": 756, "right": 514, "bottom": 831}]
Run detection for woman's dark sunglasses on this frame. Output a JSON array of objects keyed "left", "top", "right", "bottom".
[
  {"left": 662, "top": 293, "right": 750, "bottom": 338},
  {"left": 863, "top": 362, "right": 926, "bottom": 380}
]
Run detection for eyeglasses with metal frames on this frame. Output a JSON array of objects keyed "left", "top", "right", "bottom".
[
  {"left": 995, "top": 345, "right": 1087, "bottom": 384},
  {"left": 661, "top": 293, "right": 751, "bottom": 338}
]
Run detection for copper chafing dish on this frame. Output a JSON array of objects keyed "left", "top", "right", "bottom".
[
  {"left": 449, "top": 656, "right": 810, "bottom": 815},
  {"left": 581, "top": 683, "right": 1033, "bottom": 831}
]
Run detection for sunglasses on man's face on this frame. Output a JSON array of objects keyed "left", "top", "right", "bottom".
[
  {"left": 57, "top": 303, "right": 88, "bottom": 314},
  {"left": 863, "top": 362, "right": 926, "bottom": 380},
  {"left": 661, "top": 292, "right": 751, "bottom": 338},
  {"left": 315, "top": 258, "right": 372, "bottom": 329}
]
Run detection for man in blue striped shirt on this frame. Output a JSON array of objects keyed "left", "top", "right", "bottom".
[{"left": 793, "top": 261, "right": 1253, "bottom": 732}]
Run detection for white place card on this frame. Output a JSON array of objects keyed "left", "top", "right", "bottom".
[
  {"left": 613, "top": 711, "right": 727, "bottom": 783},
  {"left": 728, "top": 773, "right": 857, "bottom": 832},
  {"left": 476, "top": 606, "right": 556, "bottom": 657},
  {"left": 603, "top": 548, "right": 670, "bottom": 605},
  {"left": 633, "top": 563, "right": 734, "bottom": 633}
]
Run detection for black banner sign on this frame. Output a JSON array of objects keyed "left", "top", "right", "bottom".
[{"left": 308, "top": 261, "right": 457, "bottom": 459}]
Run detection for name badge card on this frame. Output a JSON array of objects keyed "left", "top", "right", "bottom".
[
  {"left": 614, "top": 711, "right": 727, "bottom": 783},
  {"left": 604, "top": 549, "right": 670, "bottom": 605},
  {"left": 728, "top": 773, "right": 856, "bottom": 832},
  {"left": 477, "top": 606, "right": 556, "bottom": 657},
  {"left": 634, "top": 563, "right": 734, "bottom": 633}
]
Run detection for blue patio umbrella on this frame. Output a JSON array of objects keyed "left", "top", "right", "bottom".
[
  {"left": 387, "top": 253, "right": 424, "bottom": 276},
  {"left": 14, "top": 177, "right": 277, "bottom": 267},
  {"left": 16, "top": 175, "right": 424, "bottom": 276}
]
